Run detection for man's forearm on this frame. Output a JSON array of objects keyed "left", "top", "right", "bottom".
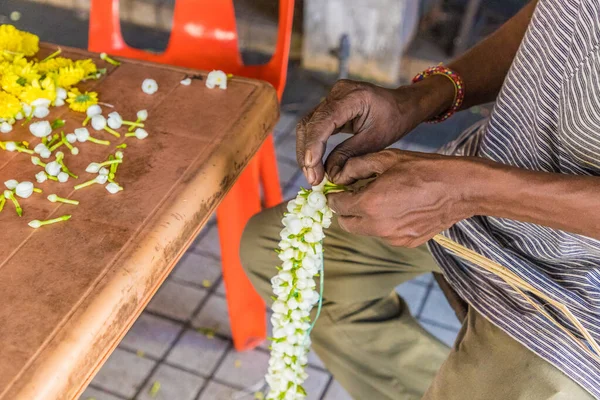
[
  {"left": 411, "top": 1, "right": 538, "bottom": 121},
  {"left": 467, "top": 159, "right": 600, "bottom": 240}
]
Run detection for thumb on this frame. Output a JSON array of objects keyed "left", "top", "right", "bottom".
[{"left": 332, "top": 150, "right": 399, "bottom": 185}]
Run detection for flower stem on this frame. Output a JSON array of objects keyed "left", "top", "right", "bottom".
[
  {"left": 82, "top": 116, "right": 90, "bottom": 126},
  {"left": 47, "top": 133, "right": 60, "bottom": 148},
  {"left": 41, "top": 47, "right": 62, "bottom": 62},
  {"left": 21, "top": 107, "right": 36, "bottom": 126},
  {"left": 122, "top": 121, "right": 144, "bottom": 128},
  {"left": 16, "top": 146, "right": 34, "bottom": 155},
  {"left": 29, "top": 215, "right": 72, "bottom": 229},
  {"left": 49, "top": 195, "right": 79, "bottom": 205},
  {"left": 88, "top": 137, "right": 110, "bottom": 145},
  {"left": 104, "top": 126, "right": 121, "bottom": 138},
  {"left": 49, "top": 140, "right": 63, "bottom": 152},
  {"left": 99, "top": 159, "right": 122, "bottom": 167},
  {"left": 128, "top": 117, "right": 142, "bottom": 132},
  {"left": 8, "top": 194, "right": 22, "bottom": 217},
  {"left": 116, "top": 143, "right": 127, "bottom": 149},
  {"left": 0, "top": 195, "right": 5, "bottom": 212},
  {"left": 100, "top": 53, "right": 121, "bottom": 66},
  {"left": 33, "top": 188, "right": 42, "bottom": 194},
  {"left": 74, "top": 179, "right": 97, "bottom": 190}
]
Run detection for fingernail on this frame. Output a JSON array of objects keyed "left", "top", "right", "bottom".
[
  {"left": 305, "top": 150, "right": 313, "bottom": 166},
  {"left": 306, "top": 168, "right": 316, "bottom": 184},
  {"left": 329, "top": 166, "right": 340, "bottom": 182}
]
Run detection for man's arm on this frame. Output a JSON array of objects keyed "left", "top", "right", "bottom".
[{"left": 298, "top": 1, "right": 538, "bottom": 185}]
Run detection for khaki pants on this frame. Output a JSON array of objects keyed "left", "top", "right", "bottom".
[{"left": 240, "top": 203, "right": 592, "bottom": 400}]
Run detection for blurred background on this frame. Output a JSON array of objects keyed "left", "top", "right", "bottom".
[{"left": 0, "top": 1, "right": 526, "bottom": 399}]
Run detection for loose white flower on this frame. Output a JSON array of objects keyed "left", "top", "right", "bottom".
[
  {"left": 32, "top": 98, "right": 51, "bottom": 108},
  {"left": 35, "top": 171, "right": 47, "bottom": 183},
  {"left": 99, "top": 167, "right": 109, "bottom": 176},
  {"left": 107, "top": 111, "right": 123, "bottom": 129},
  {"left": 66, "top": 133, "right": 77, "bottom": 143},
  {"left": 142, "top": 78, "right": 158, "bottom": 94},
  {"left": 15, "top": 181, "right": 34, "bottom": 198},
  {"left": 45, "top": 161, "right": 61, "bottom": 177},
  {"left": 21, "top": 103, "right": 32, "bottom": 117},
  {"left": 4, "top": 179, "right": 18, "bottom": 190},
  {"left": 29, "top": 121, "right": 52, "bottom": 138},
  {"left": 4, "top": 142, "right": 16, "bottom": 151},
  {"left": 133, "top": 128, "right": 148, "bottom": 140},
  {"left": 74, "top": 127, "right": 90, "bottom": 142},
  {"left": 206, "top": 70, "right": 228, "bottom": 89},
  {"left": 1, "top": 122, "right": 12, "bottom": 133},
  {"left": 137, "top": 109, "right": 148, "bottom": 121},
  {"left": 57, "top": 172, "right": 69, "bottom": 183},
  {"left": 180, "top": 78, "right": 192, "bottom": 85},
  {"left": 86, "top": 163, "right": 101, "bottom": 173},
  {"left": 105, "top": 182, "right": 123, "bottom": 194},
  {"left": 91, "top": 115, "right": 107, "bottom": 131},
  {"left": 33, "top": 107, "right": 49, "bottom": 119},
  {"left": 86, "top": 104, "right": 102, "bottom": 117},
  {"left": 56, "top": 87, "right": 67, "bottom": 100}
]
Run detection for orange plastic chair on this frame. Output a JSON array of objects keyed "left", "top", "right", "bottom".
[{"left": 89, "top": 0, "right": 294, "bottom": 351}]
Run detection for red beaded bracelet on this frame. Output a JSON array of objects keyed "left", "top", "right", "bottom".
[{"left": 412, "top": 65, "right": 465, "bottom": 123}]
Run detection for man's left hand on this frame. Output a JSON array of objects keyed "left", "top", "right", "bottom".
[{"left": 327, "top": 149, "right": 481, "bottom": 247}]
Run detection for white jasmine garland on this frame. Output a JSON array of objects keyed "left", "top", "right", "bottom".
[{"left": 266, "top": 178, "right": 343, "bottom": 400}]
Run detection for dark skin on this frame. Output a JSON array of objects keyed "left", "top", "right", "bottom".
[{"left": 296, "top": 1, "right": 600, "bottom": 246}]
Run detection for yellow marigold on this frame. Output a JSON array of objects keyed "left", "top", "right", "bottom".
[
  {"left": 37, "top": 56, "right": 73, "bottom": 74},
  {"left": 12, "top": 61, "right": 40, "bottom": 82},
  {"left": 75, "top": 59, "right": 97, "bottom": 77},
  {"left": 0, "top": 25, "right": 39, "bottom": 56},
  {"left": 19, "top": 77, "right": 56, "bottom": 104},
  {"left": 66, "top": 88, "right": 98, "bottom": 112},
  {"left": 0, "top": 90, "right": 22, "bottom": 120},
  {"left": 55, "top": 64, "right": 86, "bottom": 88},
  {"left": 0, "top": 71, "right": 26, "bottom": 96}
]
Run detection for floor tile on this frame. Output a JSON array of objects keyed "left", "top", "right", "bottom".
[
  {"left": 137, "top": 364, "right": 205, "bottom": 400},
  {"left": 192, "top": 295, "right": 232, "bottom": 337},
  {"left": 90, "top": 348, "right": 155, "bottom": 398},
  {"left": 215, "top": 280, "right": 226, "bottom": 296},
  {"left": 166, "top": 328, "right": 229, "bottom": 376},
  {"left": 79, "top": 386, "right": 125, "bottom": 400},
  {"left": 213, "top": 348, "right": 270, "bottom": 388},
  {"left": 420, "top": 321, "right": 460, "bottom": 347},
  {"left": 190, "top": 225, "right": 221, "bottom": 259},
  {"left": 147, "top": 280, "right": 208, "bottom": 321},
  {"left": 304, "top": 366, "right": 330, "bottom": 400},
  {"left": 395, "top": 281, "right": 427, "bottom": 316},
  {"left": 172, "top": 251, "right": 222, "bottom": 287},
  {"left": 119, "top": 313, "right": 183, "bottom": 358},
  {"left": 274, "top": 112, "right": 298, "bottom": 137},
  {"left": 307, "top": 348, "right": 326, "bottom": 370},
  {"left": 419, "top": 288, "right": 461, "bottom": 329},
  {"left": 198, "top": 381, "right": 255, "bottom": 400},
  {"left": 275, "top": 130, "right": 298, "bottom": 163},
  {"left": 323, "top": 379, "right": 354, "bottom": 400}
]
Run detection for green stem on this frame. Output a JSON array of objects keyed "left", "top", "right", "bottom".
[
  {"left": 122, "top": 121, "right": 144, "bottom": 128},
  {"left": 8, "top": 194, "right": 22, "bottom": 217},
  {"left": 0, "top": 195, "right": 5, "bottom": 212},
  {"left": 88, "top": 137, "right": 110, "bottom": 146},
  {"left": 49, "top": 141, "right": 63, "bottom": 152},
  {"left": 99, "top": 159, "right": 122, "bottom": 167},
  {"left": 82, "top": 116, "right": 90, "bottom": 126},
  {"left": 128, "top": 117, "right": 142, "bottom": 132},
  {"left": 104, "top": 126, "right": 120, "bottom": 138},
  {"left": 100, "top": 53, "right": 121, "bottom": 66},
  {"left": 74, "top": 179, "right": 97, "bottom": 190},
  {"left": 41, "top": 47, "right": 62, "bottom": 62}
]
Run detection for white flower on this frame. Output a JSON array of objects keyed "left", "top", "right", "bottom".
[
  {"left": 56, "top": 87, "right": 67, "bottom": 100},
  {"left": 15, "top": 181, "right": 34, "bottom": 198},
  {"left": 4, "top": 142, "right": 16, "bottom": 151},
  {"left": 91, "top": 115, "right": 107, "bottom": 131},
  {"left": 300, "top": 203, "right": 317, "bottom": 219},
  {"left": 1, "top": 122, "right": 12, "bottom": 133},
  {"left": 96, "top": 175, "right": 108, "bottom": 184},
  {"left": 312, "top": 180, "right": 327, "bottom": 192},
  {"left": 32, "top": 98, "right": 51, "bottom": 108},
  {"left": 99, "top": 167, "right": 109, "bottom": 176},
  {"left": 282, "top": 214, "right": 303, "bottom": 235},
  {"left": 86, "top": 104, "right": 102, "bottom": 117},
  {"left": 28, "top": 220, "right": 42, "bottom": 229},
  {"left": 4, "top": 179, "right": 18, "bottom": 190},
  {"left": 34, "top": 143, "right": 51, "bottom": 159},
  {"left": 21, "top": 103, "right": 32, "bottom": 117},
  {"left": 54, "top": 98, "right": 65, "bottom": 107},
  {"left": 45, "top": 161, "right": 61, "bottom": 176},
  {"left": 33, "top": 106, "right": 49, "bottom": 119},
  {"left": 15, "top": 112, "right": 23, "bottom": 120},
  {"left": 206, "top": 70, "right": 227, "bottom": 89},
  {"left": 74, "top": 128, "right": 90, "bottom": 142},
  {"left": 137, "top": 109, "right": 148, "bottom": 121},
  {"left": 142, "top": 78, "right": 158, "bottom": 94},
  {"left": 105, "top": 182, "right": 123, "bottom": 194},
  {"left": 66, "top": 133, "right": 77, "bottom": 143},
  {"left": 29, "top": 121, "right": 52, "bottom": 138},
  {"left": 57, "top": 172, "right": 69, "bottom": 183},
  {"left": 86, "top": 163, "right": 101, "bottom": 173},
  {"left": 107, "top": 111, "right": 123, "bottom": 129},
  {"left": 180, "top": 78, "right": 192, "bottom": 85},
  {"left": 133, "top": 128, "right": 148, "bottom": 140},
  {"left": 35, "top": 171, "right": 47, "bottom": 183},
  {"left": 307, "top": 191, "right": 326, "bottom": 210}
]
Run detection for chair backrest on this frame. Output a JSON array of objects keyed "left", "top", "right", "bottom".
[{"left": 89, "top": 0, "right": 294, "bottom": 98}]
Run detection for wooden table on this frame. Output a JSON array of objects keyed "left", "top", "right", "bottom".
[{"left": 0, "top": 45, "right": 278, "bottom": 400}]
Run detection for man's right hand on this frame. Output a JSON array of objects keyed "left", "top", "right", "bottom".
[{"left": 296, "top": 77, "right": 454, "bottom": 185}]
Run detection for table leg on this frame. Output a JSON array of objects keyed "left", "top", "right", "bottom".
[{"left": 216, "top": 158, "right": 267, "bottom": 351}]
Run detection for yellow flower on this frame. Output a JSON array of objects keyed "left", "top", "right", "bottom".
[
  {"left": 55, "top": 64, "right": 86, "bottom": 88},
  {"left": 66, "top": 88, "right": 98, "bottom": 112},
  {"left": 37, "top": 56, "right": 73, "bottom": 74},
  {"left": 12, "top": 61, "right": 40, "bottom": 82},
  {"left": 1, "top": 71, "right": 26, "bottom": 96},
  {"left": 0, "top": 25, "right": 39, "bottom": 56},
  {"left": 19, "top": 77, "right": 56, "bottom": 104},
  {"left": 0, "top": 90, "right": 21, "bottom": 119},
  {"left": 75, "top": 59, "right": 97, "bottom": 77}
]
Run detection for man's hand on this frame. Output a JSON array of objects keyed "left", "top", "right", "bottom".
[
  {"left": 296, "top": 78, "right": 454, "bottom": 185},
  {"left": 327, "top": 149, "right": 479, "bottom": 247}
]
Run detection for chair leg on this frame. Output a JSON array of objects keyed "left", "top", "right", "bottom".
[
  {"left": 216, "top": 158, "right": 267, "bottom": 351},
  {"left": 258, "top": 134, "right": 284, "bottom": 208}
]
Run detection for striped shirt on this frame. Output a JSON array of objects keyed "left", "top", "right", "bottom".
[{"left": 429, "top": 0, "right": 600, "bottom": 397}]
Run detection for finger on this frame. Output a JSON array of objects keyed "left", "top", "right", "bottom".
[
  {"left": 324, "top": 133, "right": 377, "bottom": 183},
  {"left": 336, "top": 215, "right": 368, "bottom": 235},
  {"left": 331, "top": 150, "right": 399, "bottom": 185},
  {"left": 327, "top": 191, "right": 363, "bottom": 217}
]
